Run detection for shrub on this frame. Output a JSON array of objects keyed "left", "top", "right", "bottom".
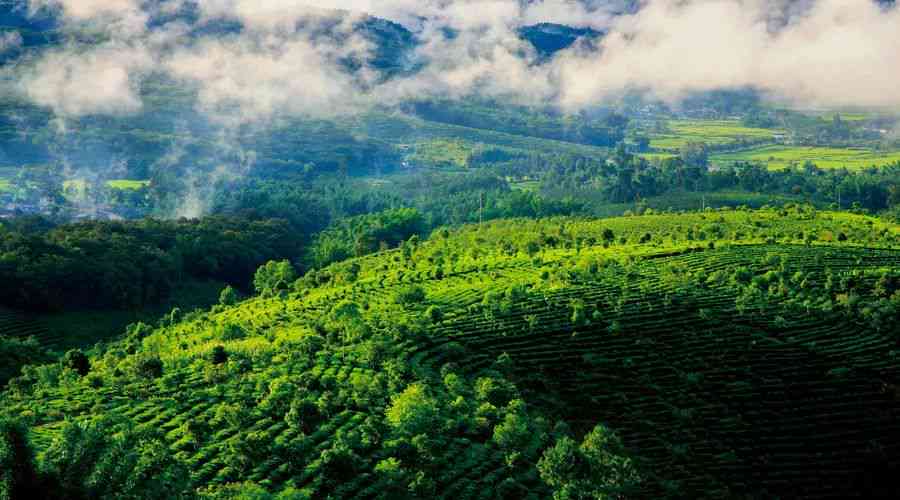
[
  {"left": 425, "top": 305, "right": 444, "bottom": 324},
  {"left": 254, "top": 260, "right": 297, "bottom": 297},
  {"left": 62, "top": 350, "right": 91, "bottom": 377},
  {"left": 395, "top": 285, "right": 427, "bottom": 307},
  {"left": 0, "top": 418, "right": 40, "bottom": 500},
  {"left": 219, "top": 285, "right": 239, "bottom": 306},
  {"left": 210, "top": 346, "right": 228, "bottom": 365},
  {"left": 135, "top": 355, "right": 163, "bottom": 379}
]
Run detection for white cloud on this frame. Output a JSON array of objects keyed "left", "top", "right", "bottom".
[
  {"left": 553, "top": 0, "right": 900, "bottom": 110},
  {"left": 165, "top": 33, "right": 366, "bottom": 123},
  {"left": 0, "top": 31, "right": 23, "bottom": 55},
  {"left": 19, "top": 43, "right": 153, "bottom": 116},
  {"left": 29, "top": 0, "right": 149, "bottom": 37},
  {"left": 13, "top": 0, "right": 900, "bottom": 122}
]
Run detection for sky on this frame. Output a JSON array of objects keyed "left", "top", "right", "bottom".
[{"left": 6, "top": 0, "right": 900, "bottom": 123}]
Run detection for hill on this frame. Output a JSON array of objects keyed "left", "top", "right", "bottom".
[{"left": 2, "top": 208, "right": 899, "bottom": 498}]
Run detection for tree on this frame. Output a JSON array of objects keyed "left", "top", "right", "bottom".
[
  {"left": 493, "top": 407, "right": 533, "bottom": 452},
  {"left": 62, "top": 349, "right": 91, "bottom": 377},
  {"left": 679, "top": 141, "right": 709, "bottom": 169},
  {"left": 209, "top": 346, "right": 228, "bottom": 365},
  {"left": 385, "top": 383, "right": 438, "bottom": 437},
  {"left": 285, "top": 397, "right": 322, "bottom": 434},
  {"left": 601, "top": 228, "right": 615, "bottom": 247},
  {"left": 135, "top": 355, "right": 163, "bottom": 379},
  {"left": 254, "top": 260, "right": 297, "bottom": 297},
  {"left": 0, "top": 418, "right": 40, "bottom": 500},
  {"left": 218, "top": 285, "right": 239, "bottom": 306},
  {"left": 394, "top": 286, "right": 427, "bottom": 307},
  {"left": 40, "top": 419, "right": 190, "bottom": 499},
  {"left": 538, "top": 436, "right": 587, "bottom": 500},
  {"left": 538, "top": 424, "right": 639, "bottom": 500}
]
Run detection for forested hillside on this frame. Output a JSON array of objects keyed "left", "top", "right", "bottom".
[{"left": 2, "top": 209, "right": 898, "bottom": 498}]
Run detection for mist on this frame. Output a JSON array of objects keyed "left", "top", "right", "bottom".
[
  {"left": 2, "top": 0, "right": 898, "bottom": 219},
  {"left": 9, "top": 0, "right": 898, "bottom": 124}
]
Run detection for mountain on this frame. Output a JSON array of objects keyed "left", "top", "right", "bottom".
[{"left": 518, "top": 23, "right": 604, "bottom": 58}]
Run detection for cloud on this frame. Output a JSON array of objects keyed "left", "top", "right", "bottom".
[
  {"left": 165, "top": 32, "right": 367, "bottom": 123},
  {"left": 18, "top": 43, "right": 153, "bottom": 116},
  {"left": 552, "top": 0, "right": 900, "bottom": 109},
  {"left": 0, "top": 31, "right": 23, "bottom": 55},
  {"left": 11, "top": 0, "right": 900, "bottom": 123},
  {"left": 29, "top": 0, "right": 149, "bottom": 37}
]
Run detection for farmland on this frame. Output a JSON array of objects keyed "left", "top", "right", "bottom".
[
  {"left": 647, "top": 120, "right": 781, "bottom": 151},
  {"left": 712, "top": 145, "right": 900, "bottom": 171},
  {"left": 3, "top": 209, "right": 898, "bottom": 498}
]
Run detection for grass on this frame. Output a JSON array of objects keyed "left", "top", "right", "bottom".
[
  {"left": 407, "top": 139, "right": 477, "bottom": 168},
  {"left": 510, "top": 180, "right": 540, "bottom": 192},
  {"left": 712, "top": 145, "right": 900, "bottom": 170},
  {"left": 648, "top": 120, "right": 781, "bottom": 151},
  {"left": 638, "top": 152, "right": 677, "bottom": 162},
  {"left": 356, "top": 111, "right": 611, "bottom": 161},
  {"left": 106, "top": 179, "right": 150, "bottom": 190},
  {"left": 0, "top": 179, "right": 9, "bottom": 192}
]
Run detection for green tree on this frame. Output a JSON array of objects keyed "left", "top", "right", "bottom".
[
  {"left": 254, "top": 260, "right": 297, "bottom": 297},
  {"left": 538, "top": 424, "right": 638, "bottom": 500},
  {"left": 219, "top": 285, "right": 239, "bottom": 306},
  {"left": 395, "top": 286, "right": 427, "bottom": 307},
  {"left": 385, "top": 383, "right": 439, "bottom": 436},
  {"left": 209, "top": 345, "right": 228, "bottom": 365},
  {"left": 62, "top": 349, "right": 91, "bottom": 376},
  {"left": 0, "top": 418, "right": 40, "bottom": 500}
]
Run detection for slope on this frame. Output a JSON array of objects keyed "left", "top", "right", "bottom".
[{"left": 2, "top": 207, "right": 899, "bottom": 498}]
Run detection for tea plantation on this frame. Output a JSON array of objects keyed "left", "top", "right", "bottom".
[{"left": 2, "top": 208, "right": 899, "bottom": 499}]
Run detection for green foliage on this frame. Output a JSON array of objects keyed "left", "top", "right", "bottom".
[
  {"left": 0, "top": 418, "right": 39, "bottom": 500},
  {"left": 538, "top": 424, "right": 638, "bottom": 500},
  {"left": 62, "top": 349, "right": 90, "bottom": 377},
  {"left": 0, "top": 210, "right": 896, "bottom": 499},
  {"left": 219, "top": 285, "right": 239, "bottom": 306},
  {"left": 254, "top": 260, "right": 298, "bottom": 297},
  {"left": 394, "top": 285, "right": 427, "bottom": 307},
  {"left": 39, "top": 419, "right": 190, "bottom": 499},
  {"left": 0, "top": 336, "right": 52, "bottom": 387},
  {"left": 385, "top": 383, "right": 439, "bottom": 437},
  {"left": 0, "top": 217, "right": 300, "bottom": 312},
  {"left": 134, "top": 355, "right": 163, "bottom": 379},
  {"left": 209, "top": 345, "right": 228, "bottom": 365},
  {"left": 308, "top": 208, "right": 425, "bottom": 269}
]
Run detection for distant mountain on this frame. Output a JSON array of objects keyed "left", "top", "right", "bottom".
[{"left": 518, "top": 23, "right": 604, "bottom": 58}]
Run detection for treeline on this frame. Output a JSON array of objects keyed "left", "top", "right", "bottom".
[
  {"left": 0, "top": 217, "right": 301, "bottom": 312},
  {"left": 214, "top": 173, "right": 587, "bottom": 271},
  {"left": 405, "top": 99, "right": 628, "bottom": 147},
  {"left": 533, "top": 145, "right": 900, "bottom": 211}
]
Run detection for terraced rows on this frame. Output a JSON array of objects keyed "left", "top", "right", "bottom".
[
  {"left": 0, "top": 306, "right": 60, "bottom": 347},
  {"left": 408, "top": 244, "right": 900, "bottom": 498}
]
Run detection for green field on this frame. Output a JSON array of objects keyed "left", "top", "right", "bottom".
[
  {"left": 3, "top": 209, "right": 898, "bottom": 498},
  {"left": 712, "top": 145, "right": 900, "bottom": 170},
  {"left": 649, "top": 120, "right": 780, "bottom": 151},
  {"left": 639, "top": 152, "right": 677, "bottom": 162},
  {"left": 407, "top": 139, "right": 477, "bottom": 168},
  {"left": 62, "top": 179, "right": 151, "bottom": 198},
  {"left": 0, "top": 179, "right": 9, "bottom": 192},
  {"left": 510, "top": 180, "right": 540, "bottom": 192},
  {"left": 107, "top": 179, "right": 151, "bottom": 190},
  {"left": 357, "top": 112, "right": 612, "bottom": 161}
]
